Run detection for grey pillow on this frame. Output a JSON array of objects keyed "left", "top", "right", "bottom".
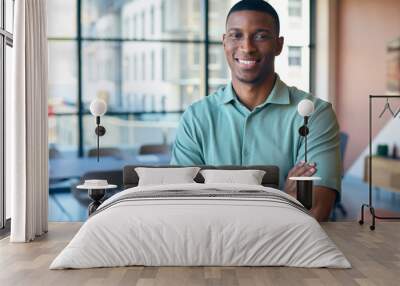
[
  {"left": 135, "top": 167, "right": 201, "bottom": 186},
  {"left": 200, "top": 169, "right": 266, "bottom": 185}
]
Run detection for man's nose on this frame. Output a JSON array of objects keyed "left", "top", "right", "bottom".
[{"left": 239, "top": 36, "right": 257, "bottom": 53}]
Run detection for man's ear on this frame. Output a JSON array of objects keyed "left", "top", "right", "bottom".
[
  {"left": 222, "top": 33, "right": 226, "bottom": 48},
  {"left": 275, "top": 36, "right": 284, "bottom": 56}
]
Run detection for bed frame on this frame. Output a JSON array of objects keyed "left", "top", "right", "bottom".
[{"left": 123, "top": 165, "right": 279, "bottom": 189}]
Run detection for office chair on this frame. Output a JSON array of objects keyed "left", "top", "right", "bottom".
[
  {"left": 138, "top": 144, "right": 170, "bottom": 155},
  {"left": 87, "top": 147, "right": 124, "bottom": 159}
]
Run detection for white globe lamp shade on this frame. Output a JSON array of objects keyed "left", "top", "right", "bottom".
[
  {"left": 297, "top": 99, "right": 314, "bottom": 117},
  {"left": 90, "top": 99, "right": 107, "bottom": 116}
]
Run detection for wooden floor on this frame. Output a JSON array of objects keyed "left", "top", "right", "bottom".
[{"left": 0, "top": 222, "right": 399, "bottom": 286}]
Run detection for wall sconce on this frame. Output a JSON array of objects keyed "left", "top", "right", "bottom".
[
  {"left": 297, "top": 99, "right": 315, "bottom": 163},
  {"left": 89, "top": 99, "right": 107, "bottom": 162},
  {"left": 289, "top": 99, "right": 320, "bottom": 210}
]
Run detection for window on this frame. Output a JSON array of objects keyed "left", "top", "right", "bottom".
[
  {"left": 288, "top": 0, "right": 302, "bottom": 17},
  {"left": 1, "top": 0, "right": 14, "bottom": 229},
  {"left": 142, "top": 51, "right": 146, "bottom": 81},
  {"left": 130, "top": 55, "right": 134, "bottom": 80},
  {"left": 47, "top": 0, "right": 311, "bottom": 153},
  {"left": 133, "top": 54, "right": 137, "bottom": 80},
  {"left": 150, "top": 6, "right": 155, "bottom": 35},
  {"left": 161, "top": 95, "right": 166, "bottom": 111},
  {"left": 151, "top": 50, "right": 155, "bottom": 81},
  {"left": 161, "top": 47, "right": 166, "bottom": 81},
  {"left": 141, "top": 11, "right": 145, "bottom": 38},
  {"left": 123, "top": 56, "right": 129, "bottom": 81},
  {"left": 151, "top": 95, "right": 156, "bottom": 111},
  {"left": 193, "top": 45, "right": 200, "bottom": 66},
  {"left": 161, "top": 0, "right": 165, "bottom": 33},
  {"left": 124, "top": 18, "right": 129, "bottom": 38},
  {"left": 288, "top": 46, "right": 302, "bottom": 66},
  {"left": 132, "top": 15, "right": 136, "bottom": 38}
]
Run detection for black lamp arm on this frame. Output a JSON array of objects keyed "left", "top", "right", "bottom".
[
  {"left": 298, "top": 116, "right": 310, "bottom": 163},
  {"left": 94, "top": 116, "right": 106, "bottom": 162}
]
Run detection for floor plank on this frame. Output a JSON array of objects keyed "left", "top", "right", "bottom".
[{"left": 0, "top": 222, "right": 399, "bottom": 286}]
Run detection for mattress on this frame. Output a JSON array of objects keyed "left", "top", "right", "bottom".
[{"left": 50, "top": 183, "right": 351, "bottom": 269}]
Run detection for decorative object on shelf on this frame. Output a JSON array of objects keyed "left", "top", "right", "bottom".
[
  {"left": 289, "top": 99, "right": 320, "bottom": 210},
  {"left": 359, "top": 95, "right": 400, "bottom": 231},
  {"left": 77, "top": 180, "right": 117, "bottom": 215},
  {"left": 376, "top": 144, "right": 389, "bottom": 157},
  {"left": 89, "top": 99, "right": 107, "bottom": 162},
  {"left": 392, "top": 143, "right": 398, "bottom": 159}
]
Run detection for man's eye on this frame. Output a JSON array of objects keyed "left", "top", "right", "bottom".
[
  {"left": 254, "top": 34, "right": 270, "bottom": 40},
  {"left": 229, "top": 33, "right": 242, "bottom": 39}
]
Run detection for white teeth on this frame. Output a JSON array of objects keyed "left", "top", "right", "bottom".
[{"left": 238, "top": 59, "right": 256, "bottom": 65}]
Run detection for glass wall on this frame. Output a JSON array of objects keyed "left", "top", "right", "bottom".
[{"left": 48, "top": 0, "right": 311, "bottom": 158}]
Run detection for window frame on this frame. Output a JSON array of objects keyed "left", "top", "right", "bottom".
[
  {"left": 1, "top": 0, "right": 14, "bottom": 232},
  {"left": 288, "top": 0, "right": 303, "bottom": 18}
]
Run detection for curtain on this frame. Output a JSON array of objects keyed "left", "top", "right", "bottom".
[{"left": 7, "top": 0, "right": 48, "bottom": 242}]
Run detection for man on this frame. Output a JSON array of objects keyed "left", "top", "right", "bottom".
[{"left": 171, "top": 0, "right": 341, "bottom": 221}]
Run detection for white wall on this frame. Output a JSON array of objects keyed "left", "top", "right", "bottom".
[{"left": 347, "top": 116, "right": 400, "bottom": 178}]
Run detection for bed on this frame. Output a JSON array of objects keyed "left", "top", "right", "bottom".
[{"left": 50, "top": 165, "right": 350, "bottom": 269}]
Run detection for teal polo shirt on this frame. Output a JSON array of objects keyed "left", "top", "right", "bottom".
[{"left": 171, "top": 75, "right": 341, "bottom": 194}]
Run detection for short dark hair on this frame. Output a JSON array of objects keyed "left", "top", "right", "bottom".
[{"left": 226, "top": 0, "right": 280, "bottom": 35}]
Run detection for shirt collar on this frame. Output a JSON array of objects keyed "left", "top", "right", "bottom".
[{"left": 219, "top": 74, "right": 291, "bottom": 107}]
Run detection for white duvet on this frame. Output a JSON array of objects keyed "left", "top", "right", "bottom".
[{"left": 50, "top": 183, "right": 351, "bottom": 269}]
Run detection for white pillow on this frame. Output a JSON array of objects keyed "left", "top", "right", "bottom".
[
  {"left": 135, "top": 167, "right": 201, "bottom": 186},
  {"left": 200, "top": 169, "right": 266, "bottom": 185}
]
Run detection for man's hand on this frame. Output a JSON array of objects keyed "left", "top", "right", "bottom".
[
  {"left": 284, "top": 161, "right": 317, "bottom": 197},
  {"left": 284, "top": 161, "right": 337, "bottom": 221}
]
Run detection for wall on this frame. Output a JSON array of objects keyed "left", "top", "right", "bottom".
[
  {"left": 348, "top": 118, "right": 400, "bottom": 178},
  {"left": 315, "top": 0, "right": 338, "bottom": 105},
  {"left": 336, "top": 0, "right": 400, "bottom": 171}
]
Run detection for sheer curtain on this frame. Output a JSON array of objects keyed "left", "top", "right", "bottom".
[{"left": 7, "top": 0, "right": 48, "bottom": 242}]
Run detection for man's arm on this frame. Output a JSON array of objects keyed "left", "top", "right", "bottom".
[
  {"left": 311, "top": 186, "right": 337, "bottom": 221},
  {"left": 170, "top": 108, "right": 205, "bottom": 165},
  {"left": 284, "top": 162, "right": 336, "bottom": 221},
  {"left": 286, "top": 100, "right": 341, "bottom": 221}
]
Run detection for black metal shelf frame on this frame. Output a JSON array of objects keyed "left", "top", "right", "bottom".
[{"left": 359, "top": 95, "right": 400, "bottom": 230}]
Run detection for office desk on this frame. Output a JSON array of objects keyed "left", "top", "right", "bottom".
[{"left": 49, "top": 154, "right": 171, "bottom": 181}]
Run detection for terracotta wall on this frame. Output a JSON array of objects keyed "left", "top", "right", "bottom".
[{"left": 336, "top": 0, "right": 400, "bottom": 170}]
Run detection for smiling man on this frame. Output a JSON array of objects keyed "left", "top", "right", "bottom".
[{"left": 171, "top": 0, "right": 341, "bottom": 221}]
